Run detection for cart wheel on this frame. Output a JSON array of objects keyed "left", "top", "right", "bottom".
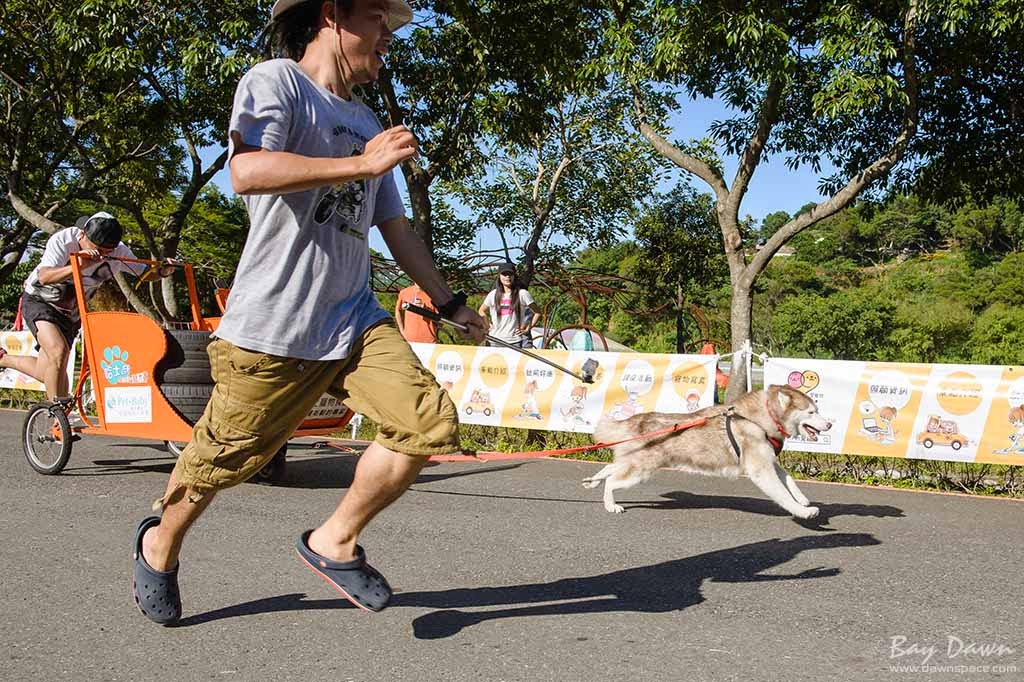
[
  {"left": 23, "top": 402, "right": 73, "bottom": 475},
  {"left": 254, "top": 445, "right": 287, "bottom": 484},
  {"left": 164, "top": 441, "right": 188, "bottom": 458}
]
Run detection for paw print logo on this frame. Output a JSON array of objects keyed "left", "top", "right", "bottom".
[{"left": 101, "top": 346, "right": 131, "bottom": 384}]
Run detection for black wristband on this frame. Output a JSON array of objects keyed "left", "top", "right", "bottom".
[{"left": 437, "top": 291, "right": 467, "bottom": 319}]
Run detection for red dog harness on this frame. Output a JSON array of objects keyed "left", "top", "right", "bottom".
[{"left": 724, "top": 399, "right": 788, "bottom": 458}]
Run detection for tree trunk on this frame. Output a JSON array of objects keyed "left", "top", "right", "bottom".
[
  {"left": 378, "top": 65, "right": 436, "bottom": 257},
  {"left": 0, "top": 223, "right": 34, "bottom": 286},
  {"left": 725, "top": 282, "right": 754, "bottom": 402},
  {"left": 675, "top": 281, "right": 686, "bottom": 354},
  {"left": 403, "top": 168, "right": 434, "bottom": 255}
]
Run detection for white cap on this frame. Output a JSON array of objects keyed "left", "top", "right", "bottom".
[{"left": 270, "top": 0, "right": 413, "bottom": 32}]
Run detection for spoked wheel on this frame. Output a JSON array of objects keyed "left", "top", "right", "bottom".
[
  {"left": 79, "top": 375, "right": 97, "bottom": 421},
  {"left": 253, "top": 444, "right": 287, "bottom": 484},
  {"left": 23, "top": 402, "right": 73, "bottom": 475},
  {"left": 164, "top": 441, "right": 187, "bottom": 457}
]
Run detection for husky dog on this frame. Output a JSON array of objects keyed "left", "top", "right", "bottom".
[{"left": 583, "top": 385, "right": 832, "bottom": 519}]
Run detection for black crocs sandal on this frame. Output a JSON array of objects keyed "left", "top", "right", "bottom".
[
  {"left": 131, "top": 516, "right": 181, "bottom": 625},
  {"left": 295, "top": 531, "right": 392, "bottom": 612}
]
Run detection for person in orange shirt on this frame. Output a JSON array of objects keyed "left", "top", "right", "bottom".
[{"left": 395, "top": 283, "right": 439, "bottom": 343}]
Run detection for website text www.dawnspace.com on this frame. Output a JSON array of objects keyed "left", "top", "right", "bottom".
[{"left": 889, "top": 663, "right": 1018, "bottom": 675}]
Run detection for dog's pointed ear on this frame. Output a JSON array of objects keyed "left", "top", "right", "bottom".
[{"left": 769, "top": 384, "right": 791, "bottom": 411}]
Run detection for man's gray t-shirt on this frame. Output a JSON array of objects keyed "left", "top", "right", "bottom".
[{"left": 220, "top": 59, "right": 404, "bottom": 360}]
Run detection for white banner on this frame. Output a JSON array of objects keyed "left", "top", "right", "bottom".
[
  {"left": 765, "top": 357, "right": 1024, "bottom": 466},
  {"left": 409, "top": 343, "right": 720, "bottom": 434}
]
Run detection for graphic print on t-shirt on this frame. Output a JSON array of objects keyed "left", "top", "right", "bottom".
[
  {"left": 498, "top": 294, "right": 514, "bottom": 318},
  {"left": 313, "top": 143, "right": 367, "bottom": 238}
]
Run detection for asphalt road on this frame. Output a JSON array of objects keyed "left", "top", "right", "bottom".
[{"left": 1, "top": 409, "right": 1021, "bottom": 682}]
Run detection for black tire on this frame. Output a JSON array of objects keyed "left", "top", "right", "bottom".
[
  {"left": 159, "top": 383, "right": 213, "bottom": 425},
  {"left": 923, "top": 438, "right": 933, "bottom": 448},
  {"left": 23, "top": 403, "right": 72, "bottom": 475},
  {"left": 158, "top": 329, "right": 213, "bottom": 385},
  {"left": 952, "top": 440, "right": 963, "bottom": 451},
  {"left": 165, "top": 329, "right": 213, "bottom": 353},
  {"left": 161, "top": 367, "right": 214, "bottom": 384},
  {"left": 253, "top": 445, "right": 287, "bottom": 484}
]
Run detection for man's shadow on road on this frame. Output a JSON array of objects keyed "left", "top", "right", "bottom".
[
  {"left": 274, "top": 456, "right": 527, "bottom": 489},
  {"left": 70, "top": 445, "right": 523, "bottom": 487},
  {"left": 174, "top": 532, "right": 880, "bottom": 639}
]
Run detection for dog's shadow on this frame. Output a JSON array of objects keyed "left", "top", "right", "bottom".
[
  {"left": 634, "top": 491, "right": 904, "bottom": 524},
  {"left": 175, "top": 533, "right": 880, "bottom": 638}
]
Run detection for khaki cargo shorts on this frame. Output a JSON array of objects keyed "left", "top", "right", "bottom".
[{"left": 171, "top": 321, "right": 459, "bottom": 496}]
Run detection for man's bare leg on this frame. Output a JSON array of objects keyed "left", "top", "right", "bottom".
[
  {"left": 307, "top": 441, "right": 427, "bottom": 561},
  {"left": 141, "top": 469, "right": 215, "bottom": 571},
  {"left": 1, "top": 321, "right": 69, "bottom": 401}
]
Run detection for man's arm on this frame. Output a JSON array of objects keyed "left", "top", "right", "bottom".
[
  {"left": 378, "top": 216, "right": 485, "bottom": 342},
  {"left": 394, "top": 294, "right": 406, "bottom": 333},
  {"left": 229, "top": 126, "right": 418, "bottom": 195},
  {"left": 34, "top": 233, "right": 75, "bottom": 284},
  {"left": 36, "top": 264, "right": 75, "bottom": 285}
]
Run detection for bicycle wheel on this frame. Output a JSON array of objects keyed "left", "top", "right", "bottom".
[
  {"left": 164, "top": 441, "right": 188, "bottom": 457},
  {"left": 78, "top": 375, "right": 97, "bottom": 422},
  {"left": 253, "top": 444, "right": 287, "bottom": 484},
  {"left": 23, "top": 402, "right": 73, "bottom": 475}
]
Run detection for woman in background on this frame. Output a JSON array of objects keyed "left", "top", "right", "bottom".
[{"left": 478, "top": 262, "right": 539, "bottom": 348}]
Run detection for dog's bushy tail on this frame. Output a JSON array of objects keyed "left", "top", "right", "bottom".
[{"left": 593, "top": 413, "right": 630, "bottom": 447}]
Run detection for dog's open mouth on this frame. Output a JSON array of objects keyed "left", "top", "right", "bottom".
[{"left": 803, "top": 424, "right": 820, "bottom": 441}]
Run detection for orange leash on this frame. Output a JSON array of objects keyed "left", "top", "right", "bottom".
[{"left": 430, "top": 415, "right": 708, "bottom": 462}]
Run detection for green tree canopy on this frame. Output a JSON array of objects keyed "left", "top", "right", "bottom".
[
  {"left": 605, "top": 0, "right": 1023, "bottom": 397},
  {"left": 1, "top": 0, "right": 262, "bottom": 319}
]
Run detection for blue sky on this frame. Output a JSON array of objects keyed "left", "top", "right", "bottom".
[{"left": 202, "top": 96, "right": 835, "bottom": 259}]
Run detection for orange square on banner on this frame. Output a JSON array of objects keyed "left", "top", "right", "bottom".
[
  {"left": 975, "top": 366, "right": 1024, "bottom": 466},
  {"left": 841, "top": 363, "right": 933, "bottom": 458}
]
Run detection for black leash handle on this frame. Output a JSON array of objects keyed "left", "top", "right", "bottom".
[{"left": 402, "top": 303, "right": 594, "bottom": 383}]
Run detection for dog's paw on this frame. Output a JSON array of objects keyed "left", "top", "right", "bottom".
[
  {"left": 605, "top": 503, "right": 625, "bottom": 514},
  {"left": 582, "top": 480, "right": 600, "bottom": 489},
  {"left": 795, "top": 506, "right": 820, "bottom": 520}
]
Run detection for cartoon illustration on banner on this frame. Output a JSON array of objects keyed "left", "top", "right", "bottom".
[
  {"left": 506, "top": 358, "right": 558, "bottom": 422},
  {"left": 551, "top": 353, "right": 613, "bottom": 432},
  {"left": 977, "top": 368, "right": 1024, "bottom": 466},
  {"left": 766, "top": 357, "right": 1024, "bottom": 466},
  {"left": 660, "top": 359, "right": 714, "bottom": 414},
  {"left": 905, "top": 368, "right": 1000, "bottom": 463},
  {"left": 840, "top": 365, "right": 931, "bottom": 457},
  {"left": 606, "top": 359, "right": 655, "bottom": 420},
  {"left": 764, "top": 359, "right": 855, "bottom": 450},
  {"left": 407, "top": 343, "right": 719, "bottom": 434},
  {"left": 460, "top": 349, "right": 519, "bottom": 422}
]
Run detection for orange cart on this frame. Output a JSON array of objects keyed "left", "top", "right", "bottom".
[{"left": 21, "top": 254, "right": 353, "bottom": 477}]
